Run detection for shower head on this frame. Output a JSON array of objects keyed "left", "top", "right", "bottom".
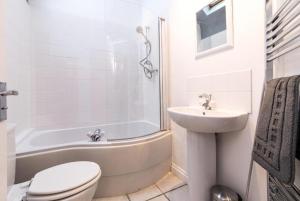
[
  {"left": 136, "top": 26, "right": 144, "bottom": 34},
  {"left": 136, "top": 26, "right": 150, "bottom": 43},
  {"left": 136, "top": 26, "right": 147, "bottom": 40}
]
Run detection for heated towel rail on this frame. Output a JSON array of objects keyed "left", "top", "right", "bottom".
[
  {"left": 246, "top": 0, "right": 300, "bottom": 200},
  {"left": 266, "top": 0, "right": 300, "bottom": 62}
]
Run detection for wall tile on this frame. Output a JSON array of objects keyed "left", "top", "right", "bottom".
[
  {"left": 186, "top": 70, "right": 252, "bottom": 113},
  {"left": 8, "top": 0, "right": 160, "bottom": 134}
]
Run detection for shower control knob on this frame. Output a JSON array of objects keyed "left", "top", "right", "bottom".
[
  {"left": 0, "top": 90, "right": 19, "bottom": 96},
  {"left": 0, "top": 82, "right": 19, "bottom": 121}
]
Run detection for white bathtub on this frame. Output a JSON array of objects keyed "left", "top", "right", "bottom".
[
  {"left": 17, "top": 121, "right": 161, "bottom": 154},
  {"left": 16, "top": 121, "right": 172, "bottom": 198}
]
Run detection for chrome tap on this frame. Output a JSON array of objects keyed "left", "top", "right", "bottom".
[
  {"left": 87, "top": 128, "right": 104, "bottom": 142},
  {"left": 199, "top": 93, "right": 212, "bottom": 110}
]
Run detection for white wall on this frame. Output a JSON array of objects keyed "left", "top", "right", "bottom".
[
  {"left": 0, "top": 0, "right": 7, "bottom": 199},
  {"left": 168, "top": 0, "right": 268, "bottom": 200},
  {"left": 2, "top": 0, "right": 31, "bottom": 197},
  {"left": 6, "top": 0, "right": 32, "bottom": 136}
]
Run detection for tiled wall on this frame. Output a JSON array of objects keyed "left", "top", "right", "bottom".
[
  {"left": 186, "top": 69, "right": 252, "bottom": 112},
  {"left": 29, "top": 0, "right": 160, "bottom": 130}
]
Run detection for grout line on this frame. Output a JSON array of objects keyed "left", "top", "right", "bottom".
[
  {"left": 162, "top": 184, "right": 188, "bottom": 201},
  {"left": 126, "top": 194, "right": 131, "bottom": 201},
  {"left": 144, "top": 185, "right": 165, "bottom": 201},
  {"left": 164, "top": 184, "right": 188, "bottom": 194},
  {"left": 163, "top": 193, "right": 171, "bottom": 201},
  {"left": 164, "top": 184, "right": 187, "bottom": 194},
  {"left": 125, "top": 175, "right": 187, "bottom": 201},
  {"left": 128, "top": 185, "right": 164, "bottom": 201},
  {"left": 154, "top": 183, "right": 188, "bottom": 201},
  {"left": 155, "top": 184, "right": 164, "bottom": 194},
  {"left": 145, "top": 193, "right": 164, "bottom": 201},
  {"left": 163, "top": 184, "right": 188, "bottom": 201}
]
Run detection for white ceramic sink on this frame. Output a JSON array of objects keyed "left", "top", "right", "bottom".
[
  {"left": 168, "top": 106, "right": 249, "bottom": 201},
  {"left": 168, "top": 106, "right": 249, "bottom": 133}
]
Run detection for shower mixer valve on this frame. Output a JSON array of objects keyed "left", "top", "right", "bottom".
[{"left": 87, "top": 128, "right": 105, "bottom": 142}]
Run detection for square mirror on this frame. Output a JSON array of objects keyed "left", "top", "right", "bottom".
[{"left": 196, "top": 0, "right": 233, "bottom": 58}]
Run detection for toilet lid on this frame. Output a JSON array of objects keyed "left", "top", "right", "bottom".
[
  {"left": 28, "top": 161, "right": 101, "bottom": 195},
  {"left": 26, "top": 173, "right": 101, "bottom": 201}
]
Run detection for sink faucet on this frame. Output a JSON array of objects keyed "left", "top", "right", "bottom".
[
  {"left": 87, "top": 128, "right": 104, "bottom": 142},
  {"left": 199, "top": 93, "right": 212, "bottom": 110}
]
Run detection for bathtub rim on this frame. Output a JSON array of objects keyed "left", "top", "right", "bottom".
[
  {"left": 17, "top": 130, "right": 171, "bottom": 157},
  {"left": 16, "top": 120, "right": 160, "bottom": 146}
]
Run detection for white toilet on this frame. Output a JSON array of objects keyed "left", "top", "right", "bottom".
[{"left": 7, "top": 125, "right": 101, "bottom": 201}]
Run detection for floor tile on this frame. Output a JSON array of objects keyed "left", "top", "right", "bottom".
[
  {"left": 156, "top": 172, "right": 186, "bottom": 193},
  {"left": 166, "top": 185, "right": 190, "bottom": 201},
  {"left": 128, "top": 185, "right": 162, "bottom": 201},
  {"left": 93, "top": 195, "right": 129, "bottom": 201},
  {"left": 148, "top": 195, "right": 169, "bottom": 201}
]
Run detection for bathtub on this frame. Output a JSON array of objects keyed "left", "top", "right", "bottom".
[{"left": 16, "top": 121, "right": 172, "bottom": 198}]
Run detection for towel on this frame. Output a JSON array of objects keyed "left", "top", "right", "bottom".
[
  {"left": 268, "top": 174, "right": 300, "bottom": 201},
  {"left": 253, "top": 75, "right": 300, "bottom": 184}
]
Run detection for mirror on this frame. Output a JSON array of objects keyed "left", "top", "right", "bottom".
[{"left": 196, "top": 0, "right": 233, "bottom": 58}]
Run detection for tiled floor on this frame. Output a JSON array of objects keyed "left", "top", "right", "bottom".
[{"left": 93, "top": 172, "right": 189, "bottom": 201}]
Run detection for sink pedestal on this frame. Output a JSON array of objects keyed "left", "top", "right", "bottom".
[{"left": 187, "top": 131, "right": 216, "bottom": 201}]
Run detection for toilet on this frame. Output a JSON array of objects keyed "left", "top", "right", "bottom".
[{"left": 7, "top": 125, "right": 101, "bottom": 201}]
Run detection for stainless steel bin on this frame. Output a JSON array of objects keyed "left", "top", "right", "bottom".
[{"left": 211, "top": 185, "right": 242, "bottom": 201}]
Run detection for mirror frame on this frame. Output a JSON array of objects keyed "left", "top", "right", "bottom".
[{"left": 195, "top": 0, "right": 234, "bottom": 59}]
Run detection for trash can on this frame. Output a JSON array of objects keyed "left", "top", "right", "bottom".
[{"left": 211, "top": 185, "right": 242, "bottom": 201}]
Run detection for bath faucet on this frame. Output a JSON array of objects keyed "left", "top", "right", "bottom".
[
  {"left": 87, "top": 128, "right": 104, "bottom": 142},
  {"left": 199, "top": 93, "right": 212, "bottom": 110}
]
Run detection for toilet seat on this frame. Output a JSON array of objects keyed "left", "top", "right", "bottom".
[
  {"left": 26, "top": 161, "right": 101, "bottom": 201},
  {"left": 26, "top": 173, "right": 101, "bottom": 201}
]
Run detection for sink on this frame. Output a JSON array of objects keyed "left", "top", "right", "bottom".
[
  {"left": 168, "top": 106, "right": 249, "bottom": 201},
  {"left": 168, "top": 107, "right": 249, "bottom": 133}
]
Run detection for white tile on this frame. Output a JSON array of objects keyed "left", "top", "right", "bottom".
[
  {"left": 187, "top": 70, "right": 251, "bottom": 93},
  {"left": 186, "top": 76, "right": 213, "bottom": 92},
  {"left": 128, "top": 185, "right": 162, "bottom": 201},
  {"left": 93, "top": 195, "right": 129, "bottom": 201},
  {"left": 166, "top": 185, "right": 190, "bottom": 201},
  {"left": 148, "top": 195, "right": 169, "bottom": 201},
  {"left": 212, "top": 70, "right": 252, "bottom": 92},
  {"left": 213, "top": 91, "right": 252, "bottom": 113},
  {"left": 156, "top": 172, "right": 186, "bottom": 193},
  {"left": 186, "top": 70, "right": 252, "bottom": 113}
]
